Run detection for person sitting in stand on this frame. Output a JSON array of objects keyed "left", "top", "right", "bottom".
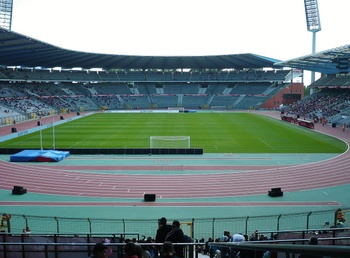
[
  {"left": 88, "top": 242, "right": 108, "bottom": 258},
  {"left": 159, "top": 241, "right": 179, "bottom": 258},
  {"left": 22, "top": 226, "right": 31, "bottom": 236},
  {"left": 298, "top": 237, "right": 323, "bottom": 258}
]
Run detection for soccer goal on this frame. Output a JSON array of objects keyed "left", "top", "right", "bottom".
[
  {"left": 211, "top": 106, "right": 226, "bottom": 111},
  {"left": 150, "top": 136, "right": 191, "bottom": 148},
  {"left": 167, "top": 107, "right": 185, "bottom": 113}
]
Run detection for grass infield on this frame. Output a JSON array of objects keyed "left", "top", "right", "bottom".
[{"left": 0, "top": 112, "right": 346, "bottom": 153}]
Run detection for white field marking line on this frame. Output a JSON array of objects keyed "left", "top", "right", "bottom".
[
  {"left": 215, "top": 145, "right": 219, "bottom": 150},
  {"left": 323, "top": 191, "right": 328, "bottom": 195},
  {"left": 2, "top": 135, "right": 38, "bottom": 147},
  {"left": 258, "top": 138, "right": 276, "bottom": 150},
  {"left": 146, "top": 122, "right": 162, "bottom": 125},
  {"left": 69, "top": 137, "right": 89, "bottom": 148}
]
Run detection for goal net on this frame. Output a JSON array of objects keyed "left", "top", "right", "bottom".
[
  {"left": 211, "top": 106, "right": 226, "bottom": 111},
  {"left": 150, "top": 136, "right": 190, "bottom": 148},
  {"left": 168, "top": 107, "right": 185, "bottom": 112}
]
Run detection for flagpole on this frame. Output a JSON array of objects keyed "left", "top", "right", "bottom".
[
  {"left": 39, "top": 119, "right": 43, "bottom": 151},
  {"left": 52, "top": 116, "right": 55, "bottom": 150}
]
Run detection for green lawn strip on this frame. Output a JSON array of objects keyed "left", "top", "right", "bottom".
[{"left": 0, "top": 113, "right": 346, "bottom": 153}]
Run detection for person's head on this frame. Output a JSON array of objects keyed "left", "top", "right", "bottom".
[
  {"left": 158, "top": 217, "right": 167, "bottom": 227},
  {"left": 93, "top": 243, "right": 108, "bottom": 258},
  {"left": 161, "top": 241, "right": 175, "bottom": 255},
  {"left": 124, "top": 242, "right": 143, "bottom": 258},
  {"left": 309, "top": 236, "right": 318, "bottom": 245},
  {"left": 172, "top": 220, "right": 180, "bottom": 229}
]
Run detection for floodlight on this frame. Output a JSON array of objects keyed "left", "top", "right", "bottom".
[
  {"left": 0, "top": 0, "right": 13, "bottom": 30},
  {"left": 304, "top": 0, "right": 321, "bottom": 84},
  {"left": 304, "top": 0, "right": 321, "bottom": 32}
]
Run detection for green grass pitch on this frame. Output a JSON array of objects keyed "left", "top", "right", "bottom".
[{"left": 0, "top": 112, "right": 346, "bottom": 153}]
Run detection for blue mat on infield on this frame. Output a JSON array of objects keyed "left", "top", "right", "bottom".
[{"left": 10, "top": 150, "right": 70, "bottom": 162}]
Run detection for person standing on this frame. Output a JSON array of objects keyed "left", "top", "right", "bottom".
[
  {"left": 156, "top": 217, "right": 172, "bottom": 256},
  {"left": 165, "top": 220, "right": 184, "bottom": 258}
]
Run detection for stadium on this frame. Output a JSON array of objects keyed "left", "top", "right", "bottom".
[{"left": 0, "top": 0, "right": 350, "bottom": 257}]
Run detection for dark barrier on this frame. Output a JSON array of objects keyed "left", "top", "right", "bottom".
[
  {"left": 0, "top": 148, "right": 204, "bottom": 155},
  {"left": 281, "top": 115, "right": 294, "bottom": 122},
  {"left": 268, "top": 187, "right": 283, "bottom": 197},
  {"left": 12, "top": 185, "right": 27, "bottom": 195},
  {"left": 144, "top": 194, "right": 156, "bottom": 202},
  {"left": 281, "top": 116, "right": 314, "bottom": 129},
  {"left": 298, "top": 119, "right": 314, "bottom": 129}
]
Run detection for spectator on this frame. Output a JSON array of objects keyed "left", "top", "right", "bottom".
[
  {"left": 1, "top": 213, "right": 11, "bottom": 228},
  {"left": 159, "top": 241, "right": 179, "bottom": 258},
  {"left": 156, "top": 217, "right": 173, "bottom": 243},
  {"left": 298, "top": 237, "right": 323, "bottom": 258},
  {"left": 124, "top": 242, "right": 143, "bottom": 258},
  {"left": 204, "top": 237, "right": 213, "bottom": 255},
  {"left": 102, "top": 238, "right": 113, "bottom": 257},
  {"left": 219, "top": 230, "right": 231, "bottom": 258},
  {"left": 22, "top": 226, "right": 31, "bottom": 236},
  {"left": 165, "top": 220, "right": 185, "bottom": 258},
  {"left": 141, "top": 236, "right": 157, "bottom": 258},
  {"left": 156, "top": 217, "right": 172, "bottom": 255},
  {"left": 337, "top": 220, "right": 345, "bottom": 228},
  {"left": 89, "top": 242, "right": 108, "bottom": 258},
  {"left": 221, "top": 230, "right": 231, "bottom": 241},
  {"left": 232, "top": 233, "right": 245, "bottom": 242}
]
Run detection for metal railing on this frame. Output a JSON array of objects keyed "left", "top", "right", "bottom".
[
  {"left": 209, "top": 240, "right": 350, "bottom": 258},
  {"left": 2, "top": 208, "right": 346, "bottom": 239},
  {"left": 0, "top": 237, "right": 196, "bottom": 258},
  {"left": 1, "top": 236, "right": 350, "bottom": 258}
]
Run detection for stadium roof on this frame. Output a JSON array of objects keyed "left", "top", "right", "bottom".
[
  {"left": 275, "top": 45, "right": 350, "bottom": 74},
  {"left": 0, "top": 28, "right": 281, "bottom": 70}
]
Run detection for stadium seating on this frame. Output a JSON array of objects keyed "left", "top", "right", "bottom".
[{"left": 2, "top": 67, "right": 339, "bottom": 115}]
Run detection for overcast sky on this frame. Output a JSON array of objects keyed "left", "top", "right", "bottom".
[{"left": 10, "top": 0, "right": 350, "bottom": 84}]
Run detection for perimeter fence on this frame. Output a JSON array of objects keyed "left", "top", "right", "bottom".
[{"left": 2, "top": 208, "right": 349, "bottom": 239}]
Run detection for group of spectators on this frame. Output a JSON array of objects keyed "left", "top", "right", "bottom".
[
  {"left": 283, "top": 89, "right": 350, "bottom": 121},
  {"left": 205, "top": 229, "right": 277, "bottom": 258},
  {"left": 1, "top": 212, "right": 333, "bottom": 258},
  {"left": 86, "top": 212, "right": 342, "bottom": 258},
  {"left": 89, "top": 217, "right": 187, "bottom": 258},
  {"left": 0, "top": 89, "right": 52, "bottom": 115}
]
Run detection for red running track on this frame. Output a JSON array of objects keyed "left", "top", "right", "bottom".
[{"left": 0, "top": 111, "right": 349, "bottom": 199}]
